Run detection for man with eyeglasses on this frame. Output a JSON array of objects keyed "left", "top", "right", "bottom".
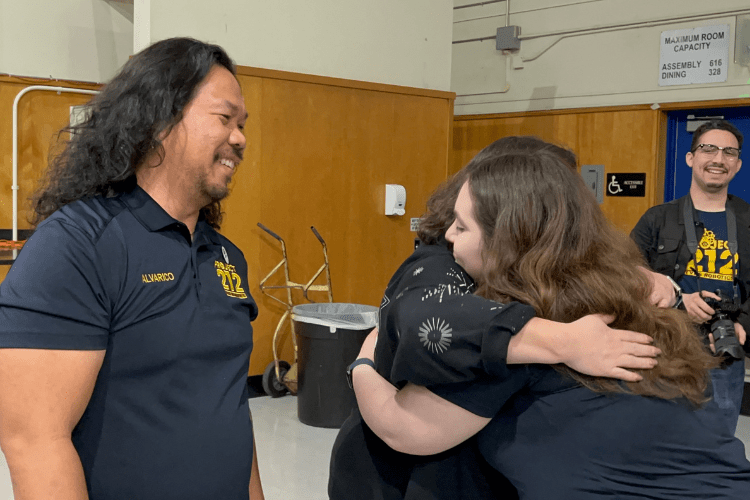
[{"left": 631, "top": 119, "right": 749, "bottom": 433}]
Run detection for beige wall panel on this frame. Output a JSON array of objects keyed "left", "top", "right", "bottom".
[
  {"left": 452, "top": 1, "right": 750, "bottom": 114},
  {"left": 149, "top": 0, "right": 453, "bottom": 91}
]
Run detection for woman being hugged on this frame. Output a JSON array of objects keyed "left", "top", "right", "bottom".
[
  {"left": 330, "top": 137, "right": 664, "bottom": 500},
  {"left": 353, "top": 140, "right": 750, "bottom": 498}
]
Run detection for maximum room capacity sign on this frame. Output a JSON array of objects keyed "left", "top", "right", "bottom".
[{"left": 659, "top": 24, "right": 729, "bottom": 86}]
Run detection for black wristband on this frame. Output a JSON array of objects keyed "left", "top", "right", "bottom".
[{"left": 346, "top": 358, "right": 376, "bottom": 389}]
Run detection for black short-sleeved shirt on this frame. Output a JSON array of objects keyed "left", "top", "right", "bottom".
[
  {"left": 0, "top": 186, "right": 258, "bottom": 500},
  {"left": 378, "top": 242, "right": 535, "bottom": 393},
  {"left": 329, "top": 242, "right": 535, "bottom": 500}
]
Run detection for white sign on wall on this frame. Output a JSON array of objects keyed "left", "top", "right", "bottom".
[{"left": 659, "top": 24, "right": 729, "bottom": 86}]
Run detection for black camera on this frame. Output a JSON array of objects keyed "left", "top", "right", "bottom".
[{"left": 702, "top": 290, "right": 743, "bottom": 360}]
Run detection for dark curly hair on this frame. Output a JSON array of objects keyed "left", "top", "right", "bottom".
[
  {"left": 690, "top": 119, "right": 743, "bottom": 152},
  {"left": 31, "top": 37, "right": 236, "bottom": 228}
]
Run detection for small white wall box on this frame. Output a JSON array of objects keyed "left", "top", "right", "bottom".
[
  {"left": 385, "top": 184, "right": 406, "bottom": 216},
  {"left": 69, "top": 105, "right": 90, "bottom": 128}
]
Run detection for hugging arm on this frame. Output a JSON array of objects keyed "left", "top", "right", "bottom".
[
  {"left": 357, "top": 248, "right": 659, "bottom": 453},
  {"left": 379, "top": 246, "right": 659, "bottom": 389},
  {"left": 357, "top": 312, "right": 660, "bottom": 454},
  {"left": 353, "top": 330, "right": 495, "bottom": 455},
  {"left": 387, "top": 288, "right": 659, "bottom": 388},
  {"left": 508, "top": 315, "right": 660, "bottom": 381}
]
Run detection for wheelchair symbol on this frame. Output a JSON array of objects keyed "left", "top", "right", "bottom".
[{"left": 608, "top": 175, "right": 623, "bottom": 195}]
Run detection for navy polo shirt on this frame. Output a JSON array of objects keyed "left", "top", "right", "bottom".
[
  {"left": 430, "top": 366, "right": 750, "bottom": 498},
  {"left": 0, "top": 186, "right": 259, "bottom": 500}
]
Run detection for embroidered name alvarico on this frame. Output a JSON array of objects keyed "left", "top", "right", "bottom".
[{"left": 142, "top": 272, "right": 175, "bottom": 283}]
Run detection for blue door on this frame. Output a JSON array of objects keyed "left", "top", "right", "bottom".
[{"left": 665, "top": 107, "right": 750, "bottom": 202}]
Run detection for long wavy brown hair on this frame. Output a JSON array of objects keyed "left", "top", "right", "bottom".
[
  {"left": 418, "top": 136, "right": 577, "bottom": 244},
  {"left": 465, "top": 144, "right": 717, "bottom": 405}
]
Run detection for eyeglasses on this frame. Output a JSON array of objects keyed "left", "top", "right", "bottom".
[{"left": 693, "top": 143, "right": 741, "bottom": 159}]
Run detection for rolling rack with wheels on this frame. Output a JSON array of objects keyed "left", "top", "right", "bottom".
[
  {"left": 0, "top": 229, "right": 31, "bottom": 266},
  {"left": 257, "top": 223, "right": 333, "bottom": 397}
]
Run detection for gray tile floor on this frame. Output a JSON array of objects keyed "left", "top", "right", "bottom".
[{"left": 1, "top": 396, "right": 750, "bottom": 500}]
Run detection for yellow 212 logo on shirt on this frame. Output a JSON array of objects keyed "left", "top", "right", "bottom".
[
  {"left": 215, "top": 261, "right": 247, "bottom": 299},
  {"left": 684, "top": 229, "right": 738, "bottom": 282}
]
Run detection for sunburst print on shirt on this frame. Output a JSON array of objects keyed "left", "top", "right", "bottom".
[{"left": 419, "top": 317, "right": 453, "bottom": 353}]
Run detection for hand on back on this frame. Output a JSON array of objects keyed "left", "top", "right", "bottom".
[{"left": 560, "top": 314, "right": 660, "bottom": 382}]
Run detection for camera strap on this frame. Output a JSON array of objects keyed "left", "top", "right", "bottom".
[{"left": 682, "top": 195, "right": 740, "bottom": 297}]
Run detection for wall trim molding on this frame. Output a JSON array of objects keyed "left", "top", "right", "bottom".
[
  {"left": 455, "top": 99, "right": 750, "bottom": 121},
  {"left": 2, "top": 70, "right": 456, "bottom": 101},
  {"left": 235, "top": 65, "right": 456, "bottom": 100},
  {"left": 0, "top": 74, "right": 101, "bottom": 90}
]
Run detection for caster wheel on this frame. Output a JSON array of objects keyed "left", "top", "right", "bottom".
[{"left": 262, "top": 360, "right": 291, "bottom": 398}]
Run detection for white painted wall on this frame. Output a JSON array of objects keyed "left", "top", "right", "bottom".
[
  {"left": 452, "top": 0, "right": 750, "bottom": 115},
  {"left": 0, "top": 0, "right": 133, "bottom": 83},
  {"left": 1, "top": 1, "right": 452, "bottom": 91},
  {"left": 8, "top": 0, "right": 750, "bottom": 107},
  {"left": 145, "top": 0, "right": 453, "bottom": 91}
]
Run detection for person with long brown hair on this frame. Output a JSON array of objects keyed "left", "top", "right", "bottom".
[
  {"left": 330, "top": 137, "right": 665, "bottom": 500},
  {"left": 351, "top": 138, "right": 750, "bottom": 498}
]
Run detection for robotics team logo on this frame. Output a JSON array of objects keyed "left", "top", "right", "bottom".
[
  {"left": 214, "top": 261, "right": 247, "bottom": 299},
  {"left": 684, "top": 228, "right": 738, "bottom": 282},
  {"left": 699, "top": 230, "right": 717, "bottom": 250},
  {"left": 418, "top": 317, "right": 453, "bottom": 354}
]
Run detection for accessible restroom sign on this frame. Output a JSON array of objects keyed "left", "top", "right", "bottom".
[{"left": 659, "top": 24, "right": 729, "bottom": 86}]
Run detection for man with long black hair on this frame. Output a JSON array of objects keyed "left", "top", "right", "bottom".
[{"left": 0, "top": 38, "right": 264, "bottom": 499}]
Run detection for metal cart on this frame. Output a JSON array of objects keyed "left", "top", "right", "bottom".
[{"left": 257, "top": 223, "right": 333, "bottom": 397}]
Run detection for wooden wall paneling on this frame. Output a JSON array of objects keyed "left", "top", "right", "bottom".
[
  {"left": 0, "top": 74, "right": 453, "bottom": 377},
  {"left": 451, "top": 114, "right": 567, "bottom": 175},
  {"left": 446, "top": 99, "right": 455, "bottom": 184},
  {"left": 253, "top": 78, "right": 354, "bottom": 374},
  {"left": 229, "top": 75, "right": 453, "bottom": 375},
  {"left": 1, "top": 77, "right": 98, "bottom": 283},
  {"left": 218, "top": 74, "right": 265, "bottom": 372},
  {"left": 452, "top": 108, "right": 662, "bottom": 234},
  {"left": 390, "top": 92, "right": 453, "bottom": 229},
  {"left": 550, "top": 114, "right": 579, "bottom": 153},
  {"left": 574, "top": 109, "right": 660, "bottom": 233}
]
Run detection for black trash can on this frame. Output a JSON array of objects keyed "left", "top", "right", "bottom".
[{"left": 292, "top": 303, "right": 378, "bottom": 428}]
